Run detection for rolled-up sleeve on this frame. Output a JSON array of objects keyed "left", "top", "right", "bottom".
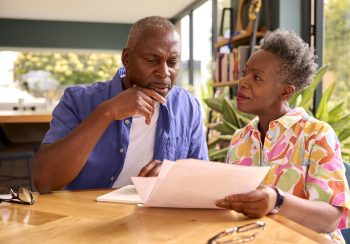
[
  {"left": 307, "top": 124, "right": 350, "bottom": 229},
  {"left": 43, "top": 87, "right": 82, "bottom": 144}
]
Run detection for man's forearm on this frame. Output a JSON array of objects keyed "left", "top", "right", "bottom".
[{"left": 33, "top": 103, "right": 114, "bottom": 193}]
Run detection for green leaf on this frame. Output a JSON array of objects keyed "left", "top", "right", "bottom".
[
  {"left": 299, "top": 64, "right": 329, "bottom": 109},
  {"left": 338, "top": 128, "right": 350, "bottom": 142},
  {"left": 289, "top": 93, "right": 301, "bottom": 108},
  {"left": 209, "top": 147, "right": 229, "bottom": 162},
  {"left": 207, "top": 135, "right": 232, "bottom": 149},
  {"left": 328, "top": 102, "right": 345, "bottom": 122},
  {"left": 217, "top": 135, "right": 233, "bottom": 141},
  {"left": 340, "top": 148, "right": 350, "bottom": 157},
  {"left": 237, "top": 113, "right": 252, "bottom": 125},
  {"left": 222, "top": 97, "right": 240, "bottom": 127},
  {"left": 309, "top": 64, "right": 329, "bottom": 90},
  {"left": 331, "top": 114, "right": 350, "bottom": 130},
  {"left": 207, "top": 138, "right": 221, "bottom": 149},
  {"left": 315, "top": 81, "right": 335, "bottom": 120},
  {"left": 222, "top": 119, "right": 239, "bottom": 132},
  {"left": 204, "top": 97, "right": 224, "bottom": 113},
  {"left": 213, "top": 123, "right": 234, "bottom": 135}
]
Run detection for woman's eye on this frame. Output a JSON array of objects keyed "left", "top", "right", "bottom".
[{"left": 241, "top": 70, "right": 247, "bottom": 76}]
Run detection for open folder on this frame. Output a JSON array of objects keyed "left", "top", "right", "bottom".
[{"left": 97, "top": 159, "right": 269, "bottom": 209}]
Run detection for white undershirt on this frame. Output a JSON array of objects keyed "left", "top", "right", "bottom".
[{"left": 112, "top": 103, "right": 160, "bottom": 188}]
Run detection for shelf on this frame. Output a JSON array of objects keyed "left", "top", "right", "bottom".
[
  {"left": 211, "top": 80, "right": 239, "bottom": 87},
  {"left": 215, "top": 30, "right": 266, "bottom": 48}
]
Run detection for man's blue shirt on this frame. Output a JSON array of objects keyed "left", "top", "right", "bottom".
[{"left": 43, "top": 68, "right": 208, "bottom": 190}]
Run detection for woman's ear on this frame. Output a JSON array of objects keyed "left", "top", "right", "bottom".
[
  {"left": 281, "top": 84, "right": 296, "bottom": 101},
  {"left": 121, "top": 48, "right": 130, "bottom": 68}
]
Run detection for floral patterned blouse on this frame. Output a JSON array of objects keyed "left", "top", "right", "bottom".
[{"left": 226, "top": 107, "right": 350, "bottom": 243}]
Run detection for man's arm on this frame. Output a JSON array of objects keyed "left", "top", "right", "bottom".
[
  {"left": 33, "top": 103, "right": 114, "bottom": 193},
  {"left": 33, "top": 87, "right": 165, "bottom": 193}
]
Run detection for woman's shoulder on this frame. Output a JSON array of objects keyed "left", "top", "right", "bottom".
[
  {"left": 289, "top": 107, "right": 334, "bottom": 134},
  {"left": 303, "top": 115, "right": 334, "bottom": 134}
]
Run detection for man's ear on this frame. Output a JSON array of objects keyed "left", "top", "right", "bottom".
[
  {"left": 121, "top": 48, "right": 130, "bottom": 68},
  {"left": 281, "top": 84, "right": 296, "bottom": 101}
]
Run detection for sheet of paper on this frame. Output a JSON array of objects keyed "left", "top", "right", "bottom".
[
  {"left": 96, "top": 185, "right": 142, "bottom": 204},
  {"left": 132, "top": 159, "right": 270, "bottom": 209}
]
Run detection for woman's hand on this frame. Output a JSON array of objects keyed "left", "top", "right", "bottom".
[{"left": 216, "top": 185, "right": 277, "bottom": 218}]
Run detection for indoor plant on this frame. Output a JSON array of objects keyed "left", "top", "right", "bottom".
[{"left": 205, "top": 65, "right": 350, "bottom": 162}]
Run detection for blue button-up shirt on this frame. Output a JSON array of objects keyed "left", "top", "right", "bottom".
[{"left": 43, "top": 68, "right": 208, "bottom": 190}]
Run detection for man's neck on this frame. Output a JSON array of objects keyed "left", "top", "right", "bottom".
[{"left": 121, "top": 76, "right": 132, "bottom": 90}]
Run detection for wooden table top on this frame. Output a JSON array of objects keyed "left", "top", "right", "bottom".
[
  {"left": 0, "top": 189, "right": 332, "bottom": 243},
  {"left": 0, "top": 110, "right": 52, "bottom": 123}
]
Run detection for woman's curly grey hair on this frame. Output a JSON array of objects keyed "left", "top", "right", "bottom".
[
  {"left": 126, "top": 16, "right": 176, "bottom": 51},
  {"left": 260, "top": 29, "right": 318, "bottom": 92}
]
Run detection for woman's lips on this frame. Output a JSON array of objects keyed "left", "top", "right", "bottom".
[{"left": 237, "top": 92, "right": 251, "bottom": 102}]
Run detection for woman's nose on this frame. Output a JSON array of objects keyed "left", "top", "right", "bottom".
[{"left": 238, "top": 76, "right": 248, "bottom": 88}]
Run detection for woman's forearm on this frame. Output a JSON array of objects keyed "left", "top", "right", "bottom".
[{"left": 279, "top": 192, "right": 343, "bottom": 233}]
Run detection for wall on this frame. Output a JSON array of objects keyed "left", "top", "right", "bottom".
[
  {"left": 0, "top": 18, "right": 131, "bottom": 50},
  {"left": 279, "top": 0, "right": 301, "bottom": 35}
]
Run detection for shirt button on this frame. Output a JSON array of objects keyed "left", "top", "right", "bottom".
[
  {"left": 110, "top": 176, "right": 115, "bottom": 181},
  {"left": 125, "top": 120, "right": 129, "bottom": 125},
  {"left": 119, "top": 148, "right": 124, "bottom": 153}
]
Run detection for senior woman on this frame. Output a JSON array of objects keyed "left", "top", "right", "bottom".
[{"left": 216, "top": 29, "right": 350, "bottom": 243}]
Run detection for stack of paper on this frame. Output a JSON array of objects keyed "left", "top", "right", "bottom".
[
  {"left": 96, "top": 185, "right": 142, "bottom": 204},
  {"left": 97, "top": 159, "right": 269, "bottom": 209}
]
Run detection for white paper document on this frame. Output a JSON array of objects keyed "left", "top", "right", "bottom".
[
  {"left": 131, "top": 159, "right": 270, "bottom": 209},
  {"left": 97, "top": 184, "right": 142, "bottom": 204}
]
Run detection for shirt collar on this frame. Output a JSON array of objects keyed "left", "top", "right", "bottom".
[
  {"left": 111, "top": 67, "right": 125, "bottom": 97},
  {"left": 277, "top": 107, "right": 310, "bottom": 128},
  {"left": 244, "top": 107, "right": 310, "bottom": 133}
]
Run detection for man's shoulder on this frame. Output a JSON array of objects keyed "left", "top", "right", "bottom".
[
  {"left": 168, "top": 86, "right": 199, "bottom": 106},
  {"left": 64, "top": 80, "right": 113, "bottom": 98},
  {"left": 58, "top": 80, "right": 115, "bottom": 115}
]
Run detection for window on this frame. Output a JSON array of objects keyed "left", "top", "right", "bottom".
[
  {"left": 324, "top": 0, "right": 350, "bottom": 111},
  {"left": 0, "top": 50, "right": 121, "bottom": 111},
  {"left": 179, "top": 15, "right": 190, "bottom": 88},
  {"left": 177, "top": 0, "right": 213, "bottom": 114},
  {"left": 193, "top": 0, "right": 213, "bottom": 100}
]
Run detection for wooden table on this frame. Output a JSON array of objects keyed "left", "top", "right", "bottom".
[
  {"left": 0, "top": 110, "right": 52, "bottom": 123},
  {"left": 0, "top": 110, "right": 52, "bottom": 143},
  {"left": 0, "top": 189, "right": 332, "bottom": 243}
]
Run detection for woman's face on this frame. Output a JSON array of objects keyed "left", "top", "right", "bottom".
[{"left": 236, "top": 49, "right": 292, "bottom": 117}]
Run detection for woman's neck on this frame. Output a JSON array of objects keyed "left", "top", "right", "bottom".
[{"left": 258, "top": 105, "right": 291, "bottom": 142}]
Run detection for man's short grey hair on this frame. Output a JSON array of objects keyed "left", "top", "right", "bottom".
[
  {"left": 260, "top": 29, "right": 318, "bottom": 92},
  {"left": 126, "top": 16, "right": 176, "bottom": 51}
]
